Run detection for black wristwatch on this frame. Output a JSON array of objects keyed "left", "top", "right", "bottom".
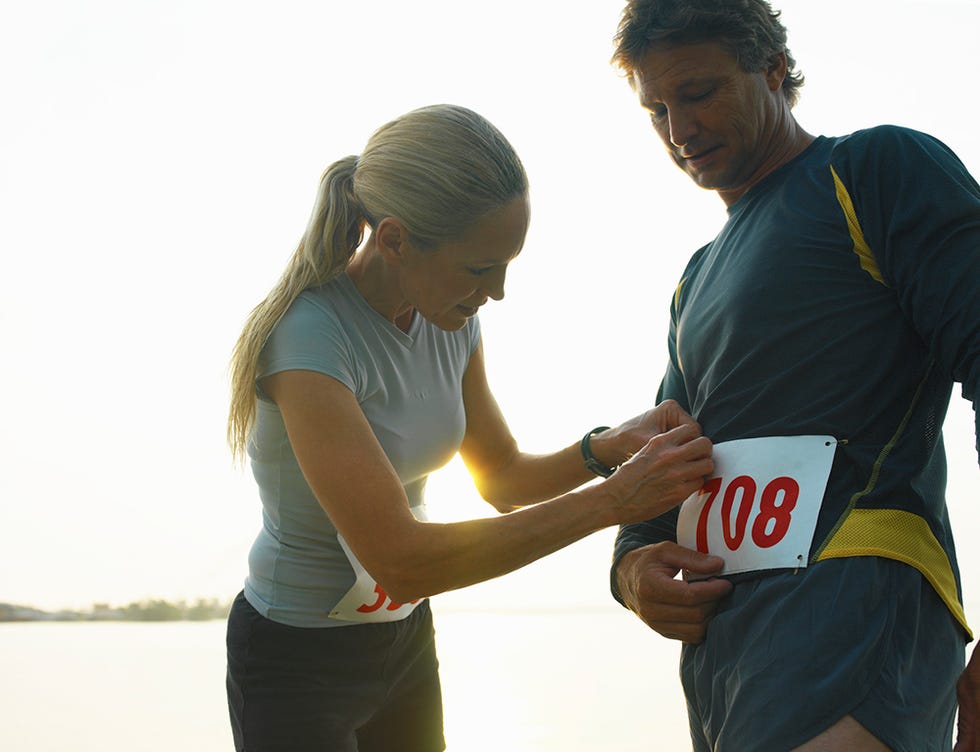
[{"left": 580, "top": 426, "right": 616, "bottom": 478}]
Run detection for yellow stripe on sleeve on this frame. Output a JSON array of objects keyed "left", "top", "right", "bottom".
[{"left": 830, "top": 166, "right": 886, "bottom": 286}]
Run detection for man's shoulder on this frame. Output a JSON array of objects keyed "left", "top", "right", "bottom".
[
  {"left": 830, "top": 125, "right": 952, "bottom": 162},
  {"left": 838, "top": 123, "right": 923, "bottom": 140},
  {"left": 821, "top": 125, "right": 970, "bottom": 197},
  {"left": 680, "top": 242, "right": 713, "bottom": 278}
]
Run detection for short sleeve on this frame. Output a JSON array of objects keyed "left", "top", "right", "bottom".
[
  {"left": 466, "top": 314, "right": 482, "bottom": 358},
  {"left": 257, "top": 293, "right": 359, "bottom": 397}
]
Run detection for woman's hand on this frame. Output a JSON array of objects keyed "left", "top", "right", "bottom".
[
  {"left": 589, "top": 400, "right": 700, "bottom": 471},
  {"left": 597, "top": 421, "right": 713, "bottom": 525}
]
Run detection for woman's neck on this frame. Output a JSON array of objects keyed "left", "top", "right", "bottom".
[{"left": 345, "top": 241, "right": 415, "bottom": 331}]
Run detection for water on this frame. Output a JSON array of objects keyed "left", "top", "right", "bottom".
[
  {"left": 0, "top": 607, "right": 690, "bottom": 751},
  {"left": 436, "top": 608, "right": 690, "bottom": 752}
]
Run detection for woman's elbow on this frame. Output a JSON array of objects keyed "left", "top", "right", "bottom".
[
  {"left": 474, "top": 478, "right": 522, "bottom": 513},
  {"left": 374, "top": 570, "right": 429, "bottom": 605},
  {"left": 487, "top": 498, "right": 522, "bottom": 514}
]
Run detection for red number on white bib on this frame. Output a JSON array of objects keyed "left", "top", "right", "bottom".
[
  {"left": 722, "top": 475, "right": 756, "bottom": 550},
  {"left": 695, "top": 475, "right": 800, "bottom": 554},
  {"left": 355, "top": 583, "right": 419, "bottom": 614},
  {"left": 695, "top": 477, "right": 722, "bottom": 553},
  {"left": 752, "top": 476, "right": 800, "bottom": 548}
]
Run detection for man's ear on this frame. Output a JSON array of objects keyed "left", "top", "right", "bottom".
[
  {"left": 766, "top": 51, "right": 788, "bottom": 92},
  {"left": 374, "top": 217, "right": 410, "bottom": 265}
]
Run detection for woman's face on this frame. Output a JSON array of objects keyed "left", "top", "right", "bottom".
[{"left": 401, "top": 196, "right": 530, "bottom": 331}]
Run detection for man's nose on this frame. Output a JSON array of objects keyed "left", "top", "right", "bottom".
[{"left": 668, "top": 107, "right": 698, "bottom": 147}]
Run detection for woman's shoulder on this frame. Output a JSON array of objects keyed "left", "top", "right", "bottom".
[
  {"left": 265, "top": 281, "right": 356, "bottom": 361},
  {"left": 294, "top": 275, "right": 350, "bottom": 318}
]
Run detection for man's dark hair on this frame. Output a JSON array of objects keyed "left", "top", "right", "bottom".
[{"left": 612, "top": 0, "right": 805, "bottom": 107}]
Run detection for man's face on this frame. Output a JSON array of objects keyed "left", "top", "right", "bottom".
[{"left": 631, "top": 41, "right": 786, "bottom": 204}]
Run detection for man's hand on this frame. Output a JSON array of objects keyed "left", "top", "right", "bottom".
[
  {"left": 616, "top": 541, "right": 733, "bottom": 643},
  {"left": 954, "top": 643, "right": 980, "bottom": 751}
]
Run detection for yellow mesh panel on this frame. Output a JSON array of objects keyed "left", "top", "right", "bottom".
[
  {"left": 830, "top": 167, "right": 885, "bottom": 285},
  {"left": 816, "top": 508, "right": 972, "bottom": 638}
]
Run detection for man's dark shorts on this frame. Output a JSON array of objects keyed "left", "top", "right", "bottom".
[{"left": 682, "top": 557, "right": 965, "bottom": 752}]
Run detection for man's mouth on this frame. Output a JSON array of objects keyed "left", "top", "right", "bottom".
[{"left": 681, "top": 145, "right": 721, "bottom": 165}]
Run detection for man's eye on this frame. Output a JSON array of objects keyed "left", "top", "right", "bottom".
[
  {"left": 649, "top": 106, "right": 667, "bottom": 122},
  {"left": 689, "top": 88, "right": 714, "bottom": 101},
  {"left": 468, "top": 267, "right": 490, "bottom": 276}
]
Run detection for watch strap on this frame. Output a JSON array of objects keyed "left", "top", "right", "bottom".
[{"left": 581, "top": 426, "right": 616, "bottom": 478}]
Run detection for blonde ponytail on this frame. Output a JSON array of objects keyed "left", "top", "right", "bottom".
[{"left": 227, "top": 156, "right": 363, "bottom": 461}]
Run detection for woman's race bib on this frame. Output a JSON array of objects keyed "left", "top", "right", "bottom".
[
  {"left": 329, "top": 535, "right": 424, "bottom": 623},
  {"left": 677, "top": 435, "right": 838, "bottom": 579},
  {"left": 329, "top": 505, "right": 428, "bottom": 623}
]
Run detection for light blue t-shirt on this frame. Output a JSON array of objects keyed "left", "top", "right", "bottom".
[{"left": 243, "top": 272, "right": 481, "bottom": 627}]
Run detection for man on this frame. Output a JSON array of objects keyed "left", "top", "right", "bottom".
[{"left": 607, "top": 1, "right": 979, "bottom": 750}]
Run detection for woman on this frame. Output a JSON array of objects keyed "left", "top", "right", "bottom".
[{"left": 225, "top": 103, "right": 712, "bottom": 752}]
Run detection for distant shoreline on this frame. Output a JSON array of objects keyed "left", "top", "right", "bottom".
[{"left": 0, "top": 598, "right": 231, "bottom": 622}]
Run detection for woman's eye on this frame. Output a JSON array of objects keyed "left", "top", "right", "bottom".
[{"left": 467, "top": 267, "right": 489, "bottom": 276}]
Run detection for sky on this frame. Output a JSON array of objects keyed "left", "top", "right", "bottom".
[{"left": 1, "top": 0, "right": 977, "bottom": 614}]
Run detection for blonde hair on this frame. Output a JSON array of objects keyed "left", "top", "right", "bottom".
[{"left": 227, "top": 104, "right": 528, "bottom": 460}]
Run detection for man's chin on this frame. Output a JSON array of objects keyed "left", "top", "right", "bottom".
[
  {"left": 685, "top": 169, "right": 720, "bottom": 191},
  {"left": 672, "top": 158, "right": 719, "bottom": 190}
]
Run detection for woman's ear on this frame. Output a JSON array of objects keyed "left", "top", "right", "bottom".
[{"left": 374, "top": 217, "right": 410, "bottom": 265}]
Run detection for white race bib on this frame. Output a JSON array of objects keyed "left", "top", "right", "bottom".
[
  {"left": 677, "top": 435, "right": 837, "bottom": 579},
  {"left": 329, "top": 506, "right": 428, "bottom": 623}
]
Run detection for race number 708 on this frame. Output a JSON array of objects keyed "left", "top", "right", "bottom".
[{"left": 694, "top": 475, "right": 801, "bottom": 554}]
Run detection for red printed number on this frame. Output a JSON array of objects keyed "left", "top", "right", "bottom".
[
  {"left": 695, "top": 477, "right": 722, "bottom": 553},
  {"left": 356, "top": 584, "right": 420, "bottom": 614},
  {"left": 752, "top": 477, "right": 800, "bottom": 548},
  {"left": 695, "top": 476, "right": 800, "bottom": 553},
  {"left": 721, "top": 476, "right": 756, "bottom": 550}
]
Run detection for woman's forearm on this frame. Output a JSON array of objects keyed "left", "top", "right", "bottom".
[
  {"left": 373, "top": 424, "right": 710, "bottom": 602},
  {"left": 376, "top": 483, "right": 617, "bottom": 602},
  {"left": 469, "top": 441, "right": 598, "bottom": 510}
]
